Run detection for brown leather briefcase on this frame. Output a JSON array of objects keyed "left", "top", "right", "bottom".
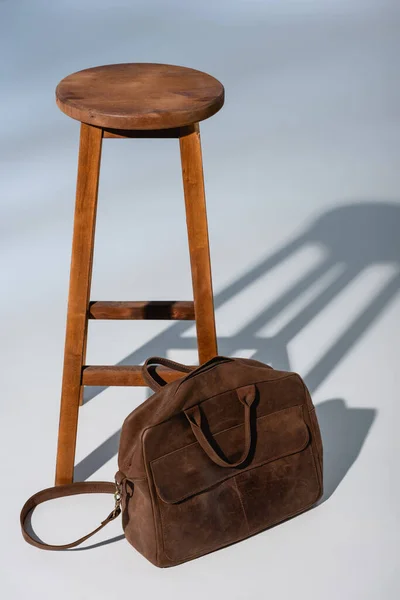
[{"left": 21, "top": 356, "right": 323, "bottom": 566}]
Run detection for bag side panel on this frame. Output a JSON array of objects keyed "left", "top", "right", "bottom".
[
  {"left": 297, "top": 375, "right": 324, "bottom": 490},
  {"left": 122, "top": 478, "right": 158, "bottom": 566}
]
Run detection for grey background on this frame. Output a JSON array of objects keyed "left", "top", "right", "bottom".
[{"left": 1, "top": 1, "right": 399, "bottom": 598}]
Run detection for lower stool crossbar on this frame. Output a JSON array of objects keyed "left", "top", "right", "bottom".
[{"left": 82, "top": 365, "right": 195, "bottom": 387}]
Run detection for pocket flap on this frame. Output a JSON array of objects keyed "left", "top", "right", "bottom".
[{"left": 150, "top": 405, "right": 309, "bottom": 504}]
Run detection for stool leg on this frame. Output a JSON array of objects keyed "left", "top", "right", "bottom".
[
  {"left": 55, "top": 123, "right": 103, "bottom": 485},
  {"left": 180, "top": 123, "right": 218, "bottom": 364}
]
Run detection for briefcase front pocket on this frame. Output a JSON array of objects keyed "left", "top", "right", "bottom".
[{"left": 149, "top": 404, "right": 321, "bottom": 564}]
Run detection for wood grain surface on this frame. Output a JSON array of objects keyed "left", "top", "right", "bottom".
[
  {"left": 82, "top": 365, "right": 195, "bottom": 387},
  {"left": 89, "top": 300, "right": 195, "bottom": 320},
  {"left": 56, "top": 63, "right": 224, "bottom": 130},
  {"left": 180, "top": 124, "right": 218, "bottom": 363},
  {"left": 55, "top": 123, "right": 103, "bottom": 486}
]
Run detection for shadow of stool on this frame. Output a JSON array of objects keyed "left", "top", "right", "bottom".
[
  {"left": 315, "top": 399, "right": 376, "bottom": 502},
  {"left": 78, "top": 201, "right": 398, "bottom": 497}
]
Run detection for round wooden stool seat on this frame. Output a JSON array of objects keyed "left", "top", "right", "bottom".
[{"left": 56, "top": 63, "right": 224, "bottom": 130}]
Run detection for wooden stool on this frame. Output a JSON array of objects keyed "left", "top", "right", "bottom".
[{"left": 55, "top": 63, "right": 224, "bottom": 485}]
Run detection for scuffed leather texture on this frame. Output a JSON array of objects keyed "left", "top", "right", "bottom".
[{"left": 117, "top": 356, "right": 323, "bottom": 567}]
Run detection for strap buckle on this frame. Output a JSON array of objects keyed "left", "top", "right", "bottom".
[{"left": 112, "top": 482, "right": 122, "bottom": 518}]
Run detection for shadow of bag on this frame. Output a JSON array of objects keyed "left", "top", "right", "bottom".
[{"left": 21, "top": 355, "right": 323, "bottom": 567}]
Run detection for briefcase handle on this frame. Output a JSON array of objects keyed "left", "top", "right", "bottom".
[
  {"left": 184, "top": 384, "right": 257, "bottom": 468},
  {"left": 142, "top": 355, "right": 232, "bottom": 391}
]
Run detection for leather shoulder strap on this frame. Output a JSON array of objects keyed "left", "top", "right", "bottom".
[{"left": 20, "top": 481, "right": 120, "bottom": 550}]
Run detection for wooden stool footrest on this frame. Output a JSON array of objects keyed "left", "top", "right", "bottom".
[{"left": 82, "top": 365, "right": 196, "bottom": 386}]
